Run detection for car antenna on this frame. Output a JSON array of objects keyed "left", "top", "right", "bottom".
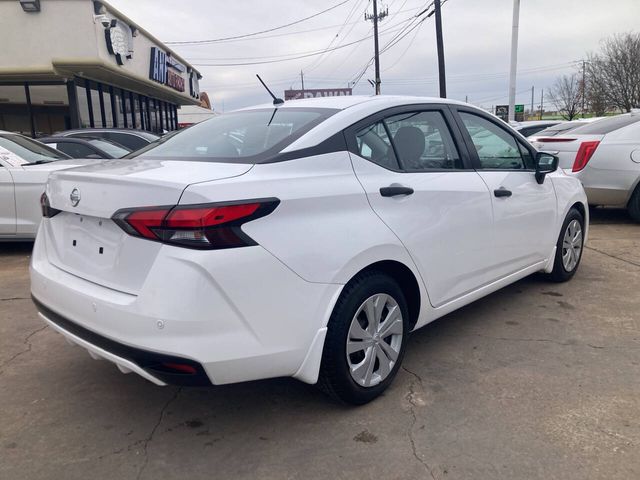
[{"left": 256, "top": 74, "right": 284, "bottom": 106}]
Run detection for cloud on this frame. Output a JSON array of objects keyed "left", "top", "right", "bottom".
[{"left": 107, "top": 0, "right": 640, "bottom": 111}]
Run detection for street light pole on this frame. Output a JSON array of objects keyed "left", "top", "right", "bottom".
[{"left": 508, "top": 0, "right": 520, "bottom": 122}]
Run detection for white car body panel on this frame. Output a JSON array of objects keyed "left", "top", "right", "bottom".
[
  {"left": 0, "top": 157, "right": 100, "bottom": 240},
  {"left": 30, "top": 96, "right": 589, "bottom": 388}
]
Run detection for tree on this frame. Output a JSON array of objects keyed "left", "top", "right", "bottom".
[
  {"left": 587, "top": 33, "right": 640, "bottom": 112},
  {"left": 583, "top": 55, "right": 613, "bottom": 117},
  {"left": 549, "top": 74, "right": 582, "bottom": 120}
]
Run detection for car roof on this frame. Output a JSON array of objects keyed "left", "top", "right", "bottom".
[
  {"left": 54, "top": 128, "right": 159, "bottom": 137},
  {"left": 235, "top": 95, "right": 470, "bottom": 112}
]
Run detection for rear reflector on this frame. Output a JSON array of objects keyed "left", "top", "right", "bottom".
[
  {"left": 112, "top": 199, "right": 279, "bottom": 250},
  {"left": 535, "top": 138, "right": 577, "bottom": 143},
  {"left": 160, "top": 363, "right": 198, "bottom": 375},
  {"left": 572, "top": 141, "right": 600, "bottom": 172}
]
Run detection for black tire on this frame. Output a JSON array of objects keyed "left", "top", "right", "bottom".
[
  {"left": 318, "top": 271, "right": 410, "bottom": 405},
  {"left": 628, "top": 185, "right": 640, "bottom": 222},
  {"left": 545, "top": 208, "right": 585, "bottom": 282}
]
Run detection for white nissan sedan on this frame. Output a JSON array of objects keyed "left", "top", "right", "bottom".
[{"left": 31, "top": 96, "right": 588, "bottom": 404}]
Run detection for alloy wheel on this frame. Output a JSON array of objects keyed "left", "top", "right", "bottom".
[
  {"left": 562, "top": 219, "right": 583, "bottom": 272},
  {"left": 346, "top": 294, "right": 404, "bottom": 388}
]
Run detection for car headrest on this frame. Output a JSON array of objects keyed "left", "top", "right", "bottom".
[{"left": 393, "top": 126, "right": 425, "bottom": 164}]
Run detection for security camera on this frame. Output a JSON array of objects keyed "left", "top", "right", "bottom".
[{"left": 95, "top": 14, "right": 111, "bottom": 28}]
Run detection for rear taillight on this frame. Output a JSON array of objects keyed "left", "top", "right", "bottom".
[
  {"left": 112, "top": 198, "right": 279, "bottom": 249},
  {"left": 535, "top": 137, "right": 577, "bottom": 143},
  {"left": 40, "top": 193, "right": 60, "bottom": 218},
  {"left": 572, "top": 141, "right": 600, "bottom": 172}
]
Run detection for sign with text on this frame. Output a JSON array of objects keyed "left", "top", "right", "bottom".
[
  {"left": 149, "top": 47, "right": 185, "bottom": 92},
  {"left": 284, "top": 88, "right": 352, "bottom": 101}
]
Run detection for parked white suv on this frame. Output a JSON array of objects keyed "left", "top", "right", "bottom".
[{"left": 31, "top": 96, "right": 588, "bottom": 404}]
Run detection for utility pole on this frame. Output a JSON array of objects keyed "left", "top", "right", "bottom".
[
  {"left": 508, "top": 0, "right": 520, "bottom": 122},
  {"left": 434, "top": 0, "right": 447, "bottom": 98},
  {"left": 365, "top": 0, "right": 388, "bottom": 95},
  {"left": 539, "top": 89, "right": 544, "bottom": 121},
  {"left": 300, "top": 71, "right": 305, "bottom": 94},
  {"left": 531, "top": 86, "right": 534, "bottom": 120}
]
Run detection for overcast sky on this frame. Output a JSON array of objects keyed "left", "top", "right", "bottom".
[{"left": 109, "top": 0, "right": 640, "bottom": 112}]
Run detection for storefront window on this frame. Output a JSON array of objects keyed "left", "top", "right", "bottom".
[
  {"left": 28, "top": 84, "right": 70, "bottom": 134},
  {"left": 120, "top": 89, "right": 129, "bottom": 128},
  {"left": 111, "top": 88, "right": 123, "bottom": 128},
  {"left": 102, "top": 87, "right": 114, "bottom": 128},
  {"left": 88, "top": 82, "right": 102, "bottom": 128},
  {"left": 0, "top": 85, "right": 30, "bottom": 134},
  {"left": 76, "top": 84, "right": 91, "bottom": 128}
]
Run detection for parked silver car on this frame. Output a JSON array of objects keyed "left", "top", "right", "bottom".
[{"left": 532, "top": 112, "right": 640, "bottom": 221}]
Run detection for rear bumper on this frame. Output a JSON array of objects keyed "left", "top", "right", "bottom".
[
  {"left": 30, "top": 225, "right": 342, "bottom": 386},
  {"left": 33, "top": 296, "right": 211, "bottom": 386}
]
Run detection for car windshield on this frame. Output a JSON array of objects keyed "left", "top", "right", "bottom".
[
  {"left": 87, "top": 138, "right": 131, "bottom": 158},
  {"left": 569, "top": 114, "right": 640, "bottom": 135},
  {"left": 534, "top": 122, "right": 584, "bottom": 137},
  {"left": 131, "top": 107, "right": 338, "bottom": 163},
  {"left": 0, "top": 134, "right": 69, "bottom": 166}
]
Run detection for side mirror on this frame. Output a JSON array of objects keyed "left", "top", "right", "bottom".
[{"left": 535, "top": 152, "right": 559, "bottom": 184}]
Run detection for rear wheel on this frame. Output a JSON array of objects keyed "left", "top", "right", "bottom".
[
  {"left": 628, "top": 185, "right": 640, "bottom": 222},
  {"left": 318, "top": 272, "right": 410, "bottom": 405},
  {"left": 546, "top": 208, "right": 585, "bottom": 282}
]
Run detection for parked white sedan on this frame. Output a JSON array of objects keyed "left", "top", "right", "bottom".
[
  {"left": 0, "top": 131, "right": 98, "bottom": 241},
  {"left": 31, "top": 96, "right": 588, "bottom": 404},
  {"left": 531, "top": 112, "right": 640, "bottom": 221}
]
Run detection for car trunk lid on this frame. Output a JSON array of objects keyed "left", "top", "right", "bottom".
[{"left": 43, "top": 159, "right": 253, "bottom": 293}]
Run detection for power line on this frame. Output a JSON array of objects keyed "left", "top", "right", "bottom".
[
  {"left": 303, "top": 0, "right": 369, "bottom": 75},
  {"left": 190, "top": 17, "right": 417, "bottom": 67},
  {"left": 165, "top": 0, "right": 352, "bottom": 45}
]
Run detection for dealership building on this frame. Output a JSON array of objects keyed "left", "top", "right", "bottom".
[{"left": 0, "top": 0, "right": 202, "bottom": 136}]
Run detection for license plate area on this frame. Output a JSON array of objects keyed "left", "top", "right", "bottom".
[{"left": 50, "top": 212, "right": 124, "bottom": 277}]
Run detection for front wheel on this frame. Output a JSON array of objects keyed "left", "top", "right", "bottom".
[
  {"left": 318, "top": 271, "right": 410, "bottom": 405},
  {"left": 545, "top": 208, "right": 585, "bottom": 282}
]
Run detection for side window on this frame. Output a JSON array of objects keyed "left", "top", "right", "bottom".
[
  {"left": 355, "top": 121, "right": 399, "bottom": 170},
  {"left": 384, "top": 111, "right": 462, "bottom": 171},
  {"left": 459, "top": 112, "right": 526, "bottom": 170}
]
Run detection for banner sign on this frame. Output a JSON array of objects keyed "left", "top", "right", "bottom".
[{"left": 284, "top": 88, "right": 352, "bottom": 101}]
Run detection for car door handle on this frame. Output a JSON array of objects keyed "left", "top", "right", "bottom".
[
  {"left": 380, "top": 186, "right": 414, "bottom": 197},
  {"left": 494, "top": 188, "right": 512, "bottom": 198}
]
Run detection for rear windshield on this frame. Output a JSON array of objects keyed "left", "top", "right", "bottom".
[
  {"left": 0, "top": 134, "right": 69, "bottom": 165},
  {"left": 131, "top": 107, "right": 338, "bottom": 163},
  {"left": 87, "top": 138, "right": 131, "bottom": 158},
  {"left": 570, "top": 114, "right": 640, "bottom": 135}
]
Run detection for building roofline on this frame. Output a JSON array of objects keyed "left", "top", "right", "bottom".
[{"left": 97, "top": 0, "right": 202, "bottom": 78}]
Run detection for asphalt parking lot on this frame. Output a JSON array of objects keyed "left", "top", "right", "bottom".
[{"left": 1, "top": 208, "right": 638, "bottom": 480}]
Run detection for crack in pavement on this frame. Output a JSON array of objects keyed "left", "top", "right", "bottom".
[
  {"left": 441, "top": 333, "right": 638, "bottom": 351},
  {"left": 136, "top": 388, "right": 182, "bottom": 480},
  {"left": 402, "top": 366, "right": 437, "bottom": 480},
  {"left": 0, "top": 297, "right": 30, "bottom": 302},
  {"left": 0, "top": 324, "right": 48, "bottom": 374},
  {"left": 586, "top": 245, "right": 640, "bottom": 268}
]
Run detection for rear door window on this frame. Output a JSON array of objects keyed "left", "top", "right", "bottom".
[
  {"left": 355, "top": 121, "right": 399, "bottom": 170},
  {"left": 384, "top": 111, "right": 461, "bottom": 171}
]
